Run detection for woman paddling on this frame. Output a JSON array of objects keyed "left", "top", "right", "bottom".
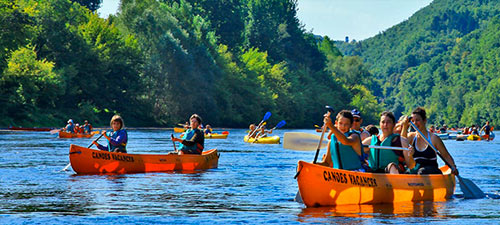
[
  {"left": 401, "top": 107, "right": 458, "bottom": 175},
  {"left": 93, "top": 115, "right": 128, "bottom": 153}
]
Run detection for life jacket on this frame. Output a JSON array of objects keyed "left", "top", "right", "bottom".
[
  {"left": 83, "top": 124, "right": 92, "bottom": 133},
  {"left": 369, "top": 134, "right": 404, "bottom": 171},
  {"left": 178, "top": 129, "right": 204, "bottom": 153},
  {"left": 330, "top": 130, "right": 367, "bottom": 171},
  {"left": 65, "top": 124, "right": 75, "bottom": 133},
  {"left": 106, "top": 129, "right": 127, "bottom": 152}
]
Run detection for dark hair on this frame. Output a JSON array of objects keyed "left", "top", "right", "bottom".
[
  {"left": 336, "top": 110, "right": 354, "bottom": 124},
  {"left": 190, "top": 114, "right": 202, "bottom": 124},
  {"left": 412, "top": 107, "right": 427, "bottom": 121},
  {"left": 380, "top": 111, "right": 396, "bottom": 124},
  {"left": 365, "top": 125, "right": 379, "bottom": 136}
]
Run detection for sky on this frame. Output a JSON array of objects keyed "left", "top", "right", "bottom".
[{"left": 97, "top": 0, "right": 433, "bottom": 41}]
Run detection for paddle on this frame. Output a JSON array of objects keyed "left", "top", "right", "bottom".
[
  {"left": 283, "top": 132, "right": 409, "bottom": 151},
  {"left": 62, "top": 132, "right": 105, "bottom": 171},
  {"left": 248, "top": 112, "right": 272, "bottom": 138},
  {"left": 50, "top": 128, "right": 61, "bottom": 134},
  {"left": 313, "top": 106, "right": 334, "bottom": 163},
  {"left": 408, "top": 120, "right": 485, "bottom": 199},
  {"left": 171, "top": 134, "right": 178, "bottom": 153},
  {"left": 253, "top": 120, "right": 286, "bottom": 142}
]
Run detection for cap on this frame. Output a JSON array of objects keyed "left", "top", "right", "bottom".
[
  {"left": 351, "top": 109, "right": 361, "bottom": 118},
  {"left": 68, "top": 119, "right": 74, "bottom": 123}
]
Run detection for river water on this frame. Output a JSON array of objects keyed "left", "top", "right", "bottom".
[{"left": 0, "top": 129, "right": 499, "bottom": 224}]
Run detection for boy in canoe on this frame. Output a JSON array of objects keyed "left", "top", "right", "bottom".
[
  {"left": 93, "top": 115, "right": 128, "bottom": 153},
  {"left": 171, "top": 114, "right": 205, "bottom": 154},
  {"left": 362, "top": 111, "right": 415, "bottom": 174},
  {"left": 319, "top": 110, "right": 370, "bottom": 172}
]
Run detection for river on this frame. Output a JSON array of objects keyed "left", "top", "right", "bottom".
[{"left": 0, "top": 129, "right": 499, "bottom": 224}]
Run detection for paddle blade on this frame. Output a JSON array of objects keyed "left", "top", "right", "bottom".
[
  {"left": 263, "top": 111, "right": 272, "bottom": 121},
  {"left": 458, "top": 176, "right": 485, "bottom": 199},
  {"left": 50, "top": 129, "right": 61, "bottom": 134},
  {"left": 283, "top": 132, "right": 328, "bottom": 151},
  {"left": 275, "top": 120, "right": 286, "bottom": 129}
]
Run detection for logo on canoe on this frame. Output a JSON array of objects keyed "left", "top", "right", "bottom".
[
  {"left": 92, "top": 151, "right": 134, "bottom": 162},
  {"left": 323, "top": 171, "right": 378, "bottom": 187}
]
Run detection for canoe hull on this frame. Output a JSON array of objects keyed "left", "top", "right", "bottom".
[
  {"left": 69, "top": 144, "right": 219, "bottom": 174},
  {"left": 59, "top": 131, "right": 99, "bottom": 138},
  {"left": 244, "top": 135, "right": 280, "bottom": 144},
  {"left": 205, "top": 133, "right": 228, "bottom": 139},
  {"left": 174, "top": 127, "right": 186, "bottom": 133},
  {"left": 8, "top": 126, "right": 52, "bottom": 131},
  {"left": 296, "top": 161, "right": 455, "bottom": 207}
]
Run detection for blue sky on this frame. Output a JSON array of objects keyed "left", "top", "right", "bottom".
[{"left": 98, "top": 0, "right": 433, "bottom": 41}]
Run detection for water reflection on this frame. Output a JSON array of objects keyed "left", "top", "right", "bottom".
[{"left": 298, "top": 201, "right": 446, "bottom": 220}]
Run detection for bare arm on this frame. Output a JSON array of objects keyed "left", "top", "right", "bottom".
[
  {"left": 432, "top": 134, "right": 457, "bottom": 172},
  {"left": 400, "top": 136, "right": 415, "bottom": 169}
]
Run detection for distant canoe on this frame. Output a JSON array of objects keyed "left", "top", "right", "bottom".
[
  {"left": 69, "top": 144, "right": 219, "bottom": 174},
  {"left": 436, "top": 133, "right": 449, "bottom": 140},
  {"left": 59, "top": 130, "right": 99, "bottom": 138},
  {"left": 8, "top": 126, "right": 52, "bottom": 131},
  {"left": 296, "top": 161, "right": 455, "bottom": 207},
  {"left": 174, "top": 127, "right": 186, "bottom": 133},
  {"left": 244, "top": 135, "right": 280, "bottom": 144},
  {"left": 205, "top": 132, "right": 229, "bottom": 139}
]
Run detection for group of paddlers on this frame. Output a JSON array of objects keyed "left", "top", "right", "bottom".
[
  {"left": 62, "top": 119, "right": 93, "bottom": 134},
  {"left": 318, "top": 107, "right": 459, "bottom": 175}
]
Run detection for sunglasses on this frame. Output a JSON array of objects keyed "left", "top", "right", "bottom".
[{"left": 354, "top": 118, "right": 361, "bottom": 122}]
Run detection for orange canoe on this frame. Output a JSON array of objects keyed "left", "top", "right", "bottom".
[
  {"left": 296, "top": 160, "right": 455, "bottom": 207},
  {"left": 69, "top": 144, "right": 219, "bottom": 174},
  {"left": 59, "top": 130, "right": 99, "bottom": 138}
]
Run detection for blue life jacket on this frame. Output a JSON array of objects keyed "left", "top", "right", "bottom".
[
  {"left": 65, "top": 124, "right": 75, "bottom": 133},
  {"left": 106, "top": 129, "right": 127, "bottom": 152},
  {"left": 369, "top": 134, "right": 401, "bottom": 170},
  {"left": 83, "top": 124, "right": 91, "bottom": 133},
  {"left": 179, "top": 129, "right": 197, "bottom": 151},
  {"left": 330, "top": 130, "right": 366, "bottom": 171}
]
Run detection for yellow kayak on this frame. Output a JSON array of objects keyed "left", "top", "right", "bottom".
[
  {"left": 467, "top": 135, "right": 482, "bottom": 141},
  {"left": 205, "top": 132, "right": 229, "bottom": 139},
  {"left": 244, "top": 135, "right": 280, "bottom": 144}
]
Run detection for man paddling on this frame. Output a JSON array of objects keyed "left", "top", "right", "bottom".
[{"left": 480, "top": 121, "right": 492, "bottom": 141}]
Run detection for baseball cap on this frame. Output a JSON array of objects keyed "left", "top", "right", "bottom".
[{"left": 351, "top": 109, "right": 361, "bottom": 118}]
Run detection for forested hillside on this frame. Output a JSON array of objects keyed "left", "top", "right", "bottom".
[
  {"left": 336, "top": 0, "right": 500, "bottom": 127},
  {"left": 0, "top": 0, "right": 378, "bottom": 127}
]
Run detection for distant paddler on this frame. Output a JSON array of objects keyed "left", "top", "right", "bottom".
[{"left": 171, "top": 114, "right": 205, "bottom": 155}]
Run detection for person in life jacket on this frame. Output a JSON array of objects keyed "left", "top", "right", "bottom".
[
  {"left": 319, "top": 110, "right": 370, "bottom": 172},
  {"left": 401, "top": 107, "right": 458, "bottom": 175},
  {"left": 74, "top": 123, "right": 82, "bottom": 133},
  {"left": 93, "top": 115, "right": 127, "bottom": 153},
  {"left": 480, "top": 121, "right": 492, "bottom": 141},
  {"left": 171, "top": 114, "right": 204, "bottom": 155},
  {"left": 62, "top": 119, "right": 75, "bottom": 133},
  {"left": 82, "top": 120, "right": 93, "bottom": 134},
  {"left": 362, "top": 111, "right": 415, "bottom": 174},
  {"left": 255, "top": 125, "right": 273, "bottom": 138},
  {"left": 350, "top": 109, "right": 370, "bottom": 140},
  {"left": 204, "top": 124, "right": 213, "bottom": 135},
  {"left": 248, "top": 124, "right": 258, "bottom": 138}
]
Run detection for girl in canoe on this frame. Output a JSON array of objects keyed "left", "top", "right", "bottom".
[
  {"left": 362, "top": 111, "right": 415, "bottom": 174},
  {"left": 401, "top": 107, "right": 458, "bottom": 175},
  {"left": 93, "top": 115, "right": 128, "bottom": 153},
  {"left": 319, "top": 110, "right": 370, "bottom": 172},
  {"left": 171, "top": 114, "right": 205, "bottom": 154}
]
